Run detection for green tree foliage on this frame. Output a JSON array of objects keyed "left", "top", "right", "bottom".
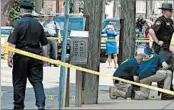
[
  {"left": 9, "top": 0, "right": 21, "bottom": 24},
  {"left": 5, "top": 0, "right": 34, "bottom": 26}
]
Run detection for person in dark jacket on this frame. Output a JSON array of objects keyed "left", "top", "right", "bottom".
[
  {"left": 109, "top": 54, "right": 146, "bottom": 99},
  {"left": 7, "top": 0, "right": 48, "bottom": 109}
]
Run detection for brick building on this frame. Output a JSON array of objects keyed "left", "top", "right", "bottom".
[
  {"left": 43, "top": 0, "right": 64, "bottom": 14},
  {"left": 1, "top": 0, "right": 65, "bottom": 26}
]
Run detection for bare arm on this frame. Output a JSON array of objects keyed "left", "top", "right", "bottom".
[
  {"left": 8, "top": 43, "right": 16, "bottom": 68},
  {"left": 40, "top": 25, "right": 48, "bottom": 58},
  {"left": 149, "top": 29, "right": 159, "bottom": 44},
  {"left": 42, "top": 45, "right": 48, "bottom": 57},
  {"left": 8, "top": 43, "right": 16, "bottom": 58}
]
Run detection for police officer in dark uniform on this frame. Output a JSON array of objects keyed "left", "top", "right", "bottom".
[
  {"left": 149, "top": 3, "right": 174, "bottom": 100},
  {"left": 7, "top": 0, "right": 48, "bottom": 109}
]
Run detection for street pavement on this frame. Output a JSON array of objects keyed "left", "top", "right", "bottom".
[{"left": 1, "top": 60, "right": 174, "bottom": 109}]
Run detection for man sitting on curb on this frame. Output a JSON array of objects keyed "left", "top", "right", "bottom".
[
  {"left": 109, "top": 54, "right": 146, "bottom": 99},
  {"left": 135, "top": 51, "right": 174, "bottom": 100}
]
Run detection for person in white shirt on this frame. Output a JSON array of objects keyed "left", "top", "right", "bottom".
[
  {"left": 44, "top": 14, "right": 60, "bottom": 67},
  {"left": 38, "top": 13, "right": 45, "bottom": 27}
]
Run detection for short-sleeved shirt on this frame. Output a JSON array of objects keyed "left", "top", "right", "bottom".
[
  {"left": 152, "top": 16, "right": 173, "bottom": 46},
  {"left": 138, "top": 54, "right": 164, "bottom": 79},
  {"left": 38, "top": 20, "right": 46, "bottom": 27},
  {"left": 8, "top": 14, "right": 48, "bottom": 49},
  {"left": 44, "top": 21, "right": 60, "bottom": 36},
  {"left": 113, "top": 57, "right": 139, "bottom": 81}
]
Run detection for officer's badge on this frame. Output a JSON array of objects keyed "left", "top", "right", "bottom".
[{"left": 155, "top": 21, "right": 161, "bottom": 25}]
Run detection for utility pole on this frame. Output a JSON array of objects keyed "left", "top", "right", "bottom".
[
  {"left": 59, "top": 0, "right": 69, "bottom": 109},
  {"left": 120, "top": 0, "right": 136, "bottom": 60},
  {"left": 83, "top": 0, "right": 104, "bottom": 104}
]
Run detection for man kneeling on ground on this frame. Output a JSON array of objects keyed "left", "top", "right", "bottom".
[
  {"left": 109, "top": 54, "right": 146, "bottom": 99},
  {"left": 135, "top": 52, "right": 174, "bottom": 100}
]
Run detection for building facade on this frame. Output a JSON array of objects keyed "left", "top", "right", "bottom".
[
  {"left": 1, "top": 0, "right": 174, "bottom": 26},
  {"left": 43, "top": 0, "right": 64, "bottom": 14}
]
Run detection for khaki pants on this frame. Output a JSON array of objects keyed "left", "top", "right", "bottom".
[
  {"left": 113, "top": 80, "right": 132, "bottom": 99},
  {"left": 134, "top": 70, "right": 172, "bottom": 100}
]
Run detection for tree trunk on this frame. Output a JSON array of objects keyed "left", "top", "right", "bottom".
[
  {"left": 113, "top": 0, "right": 120, "bottom": 18},
  {"left": 120, "top": 0, "right": 136, "bottom": 61},
  {"left": 34, "top": 0, "right": 42, "bottom": 13},
  {"left": 113, "top": 0, "right": 121, "bottom": 18},
  {"left": 113, "top": 0, "right": 117, "bottom": 18},
  {"left": 102, "top": 0, "right": 106, "bottom": 19},
  {"left": 146, "top": 0, "right": 153, "bottom": 19},
  {"left": 73, "top": 0, "right": 79, "bottom": 13},
  {"left": 83, "top": 0, "right": 103, "bottom": 104}
]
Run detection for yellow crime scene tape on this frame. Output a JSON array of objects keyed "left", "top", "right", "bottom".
[
  {"left": 1, "top": 45, "right": 174, "bottom": 96},
  {"left": 1, "top": 35, "right": 153, "bottom": 43},
  {"left": 46, "top": 37, "right": 153, "bottom": 43}
]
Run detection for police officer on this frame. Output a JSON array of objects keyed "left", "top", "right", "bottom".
[
  {"left": 149, "top": 3, "right": 174, "bottom": 99},
  {"left": 44, "top": 13, "right": 60, "bottom": 67},
  {"left": 38, "top": 12, "right": 45, "bottom": 27},
  {"left": 7, "top": 0, "right": 48, "bottom": 109}
]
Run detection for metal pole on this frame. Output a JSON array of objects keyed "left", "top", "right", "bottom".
[{"left": 59, "top": 0, "right": 69, "bottom": 109}]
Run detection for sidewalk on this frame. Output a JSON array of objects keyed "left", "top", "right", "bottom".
[
  {"left": 65, "top": 85, "right": 174, "bottom": 109},
  {"left": 1, "top": 60, "right": 174, "bottom": 109}
]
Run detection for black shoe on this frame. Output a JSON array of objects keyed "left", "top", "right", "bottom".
[{"left": 161, "top": 94, "right": 174, "bottom": 100}]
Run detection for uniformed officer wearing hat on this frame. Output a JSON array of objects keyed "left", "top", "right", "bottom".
[
  {"left": 38, "top": 11, "right": 45, "bottom": 27},
  {"left": 44, "top": 12, "right": 60, "bottom": 66},
  {"left": 149, "top": 3, "right": 174, "bottom": 100},
  {"left": 7, "top": 0, "right": 48, "bottom": 109}
]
